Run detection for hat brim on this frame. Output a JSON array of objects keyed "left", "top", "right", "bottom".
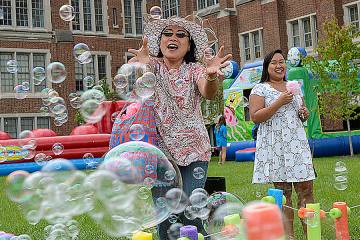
[{"left": 144, "top": 17, "right": 209, "bottom": 61}]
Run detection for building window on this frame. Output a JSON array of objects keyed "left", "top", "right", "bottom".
[
  {"left": 197, "top": 0, "right": 219, "bottom": 10},
  {"left": 112, "top": 8, "right": 118, "bottom": 27},
  {"left": 123, "top": 0, "right": 143, "bottom": 36},
  {"left": 0, "top": 0, "right": 45, "bottom": 28},
  {"left": 288, "top": 15, "right": 317, "bottom": 49},
  {"left": 240, "top": 29, "right": 263, "bottom": 63},
  {"left": 0, "top": 51, "right": 48, "bottom": 95},
  {"left": 1, "top": 115, "right": 50, "bottom": 138},
  {"left": 344, "top": 2, "right": 360, "bottom": 33},
  {"left": 75, "top": 54, "right": 109, "bottom": 91},
  {"left": 71, "top": 0, "right": 106, "bottom": 33},
  {"left": 161, "top": 0, "right": 179, "bottom": 18}
]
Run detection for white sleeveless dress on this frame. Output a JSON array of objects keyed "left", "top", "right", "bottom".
[{"left": 250, "top": 83, "right": 315, "bottom": 183}]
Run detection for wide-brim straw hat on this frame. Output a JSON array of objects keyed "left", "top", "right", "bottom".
[{"left": 143, "top": 15, "right": 212, "bottom": 61}]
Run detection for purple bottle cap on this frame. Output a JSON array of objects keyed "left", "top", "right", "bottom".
[{"left": 180, "top": 225, "right": 198, "bottom": 240}]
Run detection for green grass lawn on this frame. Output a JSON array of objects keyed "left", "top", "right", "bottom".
[{"left": 0, "top": 155, "right": 359, "bottom": 239}]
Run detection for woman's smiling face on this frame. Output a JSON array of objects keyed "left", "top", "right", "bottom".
[
  {"left": 268, "top": 53, "right": 286, "bottom": 81},
  {"left": 159, "top": 25, "right": 190, "bottom": 62}
]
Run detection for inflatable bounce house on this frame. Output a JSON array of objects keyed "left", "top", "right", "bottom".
[
  {"left": 0, "top": 100, "right": 128, "bottom": 176},
  {"left": 224, "top": 47, "right": 360, "bottom": 162}
]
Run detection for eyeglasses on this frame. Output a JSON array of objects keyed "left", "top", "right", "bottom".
[{"left": 161, "top": 30, "right": 189, "bottom": 38}]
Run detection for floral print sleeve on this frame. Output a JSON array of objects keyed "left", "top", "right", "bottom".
[{"left": 250, "top": 83, "right": 265, "bottom": 97}]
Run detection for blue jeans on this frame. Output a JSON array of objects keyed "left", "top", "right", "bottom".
[{"left": 157, "top": 161, "right": 209, "bottom": 240}]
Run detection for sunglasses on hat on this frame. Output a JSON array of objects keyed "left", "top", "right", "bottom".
[{"left": 161, "top": 29, "right": 189, "bottom": 38}]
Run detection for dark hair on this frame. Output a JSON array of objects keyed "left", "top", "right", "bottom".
[
  {"left": 157, "top": 34, "right": 197, "bottom": 64},
  {"left": 216, "top": 116, "right": 226, "bottom": 129},
  {"left": 260, "top": 49, "right": 286, "bottom": 83}
]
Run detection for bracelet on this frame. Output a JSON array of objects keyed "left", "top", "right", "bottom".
[{"left": 207, "top": 74, "right": 218, "bottom": 82}]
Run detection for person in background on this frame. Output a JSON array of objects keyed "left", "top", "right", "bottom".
[
  {"left": 214, "top": 115, "right": 227, "bottom": 164},
  {"left": 249, "top": 49, "right": 315, "bottom": 239}
]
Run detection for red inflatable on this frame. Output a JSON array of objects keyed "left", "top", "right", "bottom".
[
  {"left": 71, "top": 125, "right": 99, "bottom": 135},
  {"left": 0, "top": 131, "right": 11, "bottom": 140},
  {"left": 31, "top": 128, "right": 57, "bottom": 138}
]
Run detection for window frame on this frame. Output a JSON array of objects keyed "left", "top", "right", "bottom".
[
  {"left": 197, "top": 0, "right": 219, "bottom": 11},
  {"left": 74, "top": 51, "right": 112, "bottom": 92},
  {"left": 239, "top": 28, "right": 263, "bottom": 64},
  {"left": 69, "top": 0, "right": 109, "bottom": 35},
  {"left": 343, "top": 1, "right": 360, "bottom": 38},
  {"left": 122, "top": 0, "right": 145, "bottom": 37},
  {"left": 161, "top": 0, "right": 180, "bottom": 18},
  {"left": 287, "top": 14, "right": 317, "bottom": 53},
  {"left": 0, "top": 48, "right": 51, "bottom": 98},
  {"left": 0, "top": 0, "right": 51, "bottom": 31},
  {"left": 0, "top": 114, "right": 51, "bottom": 138}
]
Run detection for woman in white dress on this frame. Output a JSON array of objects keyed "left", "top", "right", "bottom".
[{"left": 249, "top": 49, "right": 316, "bottom": 239}]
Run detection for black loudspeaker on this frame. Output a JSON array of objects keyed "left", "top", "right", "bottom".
[{"left": 204, "top": 176, "right": 226, "bottom": 195}]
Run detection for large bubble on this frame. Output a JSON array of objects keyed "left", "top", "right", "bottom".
[
  {"left": 79, "top": 89, "right": 107, "bottom": 123},
  {"left": 32, "top": 67, "right": 46, "bottom": 85},
  {"left": 59, "top": 5, "right": 75, "bottom": 21},
  {"left": 97, "top": 141, "right": 181, "bottom": 237},
  {"left": 73, "top": 43, "right": 92, "bottom": 64},
  {"left": 47, "top": 62, "right": 67, "bottom": 84}
]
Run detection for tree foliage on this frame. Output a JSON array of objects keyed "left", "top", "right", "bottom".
[{"left": 304, "top": 18, "right": 360, "bottom": 121}]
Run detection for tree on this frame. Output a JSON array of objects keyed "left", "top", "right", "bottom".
[{"left": 304, "top": 18, "right": 360, "bottom": 156}]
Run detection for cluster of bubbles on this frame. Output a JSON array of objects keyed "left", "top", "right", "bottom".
[
  {"left": 40, "top": 88, "right": 69, "bottom": 127},
  {"left": 334, "top": 161, "right": 348, "bottom": 191},
  {"left": 6, "top": 58, "right": 67, "bottom": 100},
  {"left": 114, "top": 63, "right": 156, "bottom": 102},
  {"left": 5, "top": 141, "right": 183, "bottom": 238}
]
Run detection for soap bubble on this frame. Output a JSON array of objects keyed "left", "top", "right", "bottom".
[
  {"left": 98, "top": 141, "right": 181, "bottom": 235},
  {"left": 134, "top": 77, "right": 155, "bottom": 99},
  {"left": 6, "top": 170, "right": 31, "bottom": 203},
  {"left": 34, "top": 153, "right": 48, "bottom": 166},
  {"left": 80, "top": 99, "right": 106, "bottom": 124},
  {"left": 149, "top": 6, "right": 162, "bottom": 20},
  {"left": 83, "top": 76, "right": 95, "bottom": 88},
  {"left": 193, "top": 167, "right": 205, "bottom": 179},
  {"left": 114, "top": 74, "right": 128, "bottom": 88},
  {"left": 47, "top": 62, "right": 67, "bottom": 84},
  {"left": 207, "top": 202, "right": 245, "bottom": 240},
  {"left": 204, "top": 47, "right": 215, "bottom": 60},
  {"left": 129, "top": 124, "right": 145, "bottom": 141},
  {"left": 22, "top": 81, "right": 30, "bottom": 91},
  {"left": 141, "top": 72, "right": 156, "bottom": 88},
  {"left": 59, "top": 5, "right": 75, "bottom": 21},
  {"left": 7, "top": 59, "right": 18, "bottom": 73},
  {"left": 52, "top": 143, "right": 64, "bottom": 155},
  {"left": 167, "top": 223, "right": 183, "bottom": 240},
  {"left": 73, "top": 43, "right": 92, "bottom": 64},
  {"left": 14, "top": 85, "right": 28, "bottom": 99},
  {"left": 32, "top": 67, "right": 46, "bottom": 85}
]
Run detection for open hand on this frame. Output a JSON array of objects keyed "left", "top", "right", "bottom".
[
  {"left": 128, "top": 37, "right": 150, "bottom": 64},
  {"left": 204, "top": 46, "right": 232, "bottom": 78}
]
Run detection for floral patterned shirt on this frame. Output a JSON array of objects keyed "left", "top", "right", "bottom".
[{"left": 150, "top": 58, "right": 211, "bottom": 166}]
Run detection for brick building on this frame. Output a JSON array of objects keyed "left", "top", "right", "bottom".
[{"left": 0, "top": 0, "right": 359, "bottom": 137}]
